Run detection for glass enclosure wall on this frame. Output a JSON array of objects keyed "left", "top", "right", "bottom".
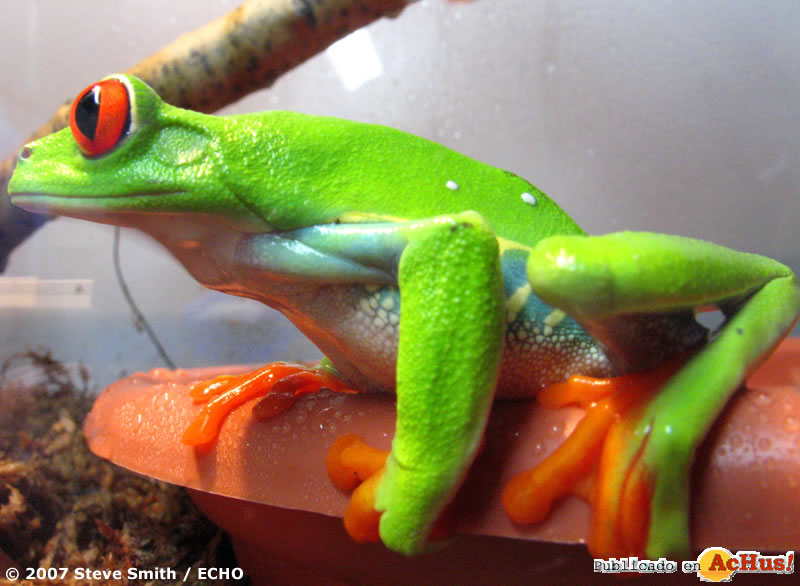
[{"left": 2, "top": 1, "right": 798, "bottom": 387}]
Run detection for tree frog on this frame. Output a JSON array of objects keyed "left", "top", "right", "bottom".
[{"left": 9, "top": 74, "right": 800, "bottom": 559}]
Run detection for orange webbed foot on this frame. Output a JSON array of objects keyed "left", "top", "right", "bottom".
[
  {"left": 502, "top": 355, "right": 688, "bottom": 557},
  {"left": 182, "top": 362, "right": 357, "bottom": 448}
]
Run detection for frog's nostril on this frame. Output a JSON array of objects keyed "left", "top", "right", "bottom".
[{"left": 19, "top": 146, "right": 32, "bottom": 160}]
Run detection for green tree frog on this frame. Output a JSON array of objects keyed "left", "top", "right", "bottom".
[{"left": 9, "top": 74, "right": 800, "bottom": 559}]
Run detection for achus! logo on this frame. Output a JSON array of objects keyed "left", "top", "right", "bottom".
[{"left": 696, "top": 547, "right": 794, "bottom": 582}]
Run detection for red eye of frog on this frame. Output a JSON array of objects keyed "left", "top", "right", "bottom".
[{"left": 69, "top": 78, "right": 131, "bottom": 156}]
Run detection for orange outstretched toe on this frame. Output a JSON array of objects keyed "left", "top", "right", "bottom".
[
  {"left": 182, "top": 362, "right": 357, "bottom": 448},
  {"left": 502, "top": 355, "right": 687, "bottom": 557}
]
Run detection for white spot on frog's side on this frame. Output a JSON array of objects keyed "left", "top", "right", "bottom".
[
  {"left": 446, "top": 180, "right": 460, "bottom": 191},
  {"left": 521, "top": 192, "right": 537, "bottom": 206}
]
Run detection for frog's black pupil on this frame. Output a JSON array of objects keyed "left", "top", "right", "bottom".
[{"left": 75, "top": 87, "right": 101, "bottom": 141}]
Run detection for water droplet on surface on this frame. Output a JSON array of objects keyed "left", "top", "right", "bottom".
[{"left": 755, "top": 392, "right": 773, "bottom": 407}]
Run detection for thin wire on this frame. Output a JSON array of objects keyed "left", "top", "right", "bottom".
[{"left": 112, "top": 227, "right": 177, "bottom": 369}]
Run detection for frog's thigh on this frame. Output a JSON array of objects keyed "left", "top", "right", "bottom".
[{"left": 526, "top": 231, "right": 796, "bottom": 318}]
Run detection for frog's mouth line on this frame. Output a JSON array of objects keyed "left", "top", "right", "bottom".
[
  {"left": 11, "top": 190, "right": 188, "bottom": 202},
  {"left": 10, "top": 191, "right": 189, "bottom": 212},
  {"left": 9, "top": 192, "right": 196, "bottom": 227},
  {"left": 10, "top": 192, "right": 270, "bottom": 234}
]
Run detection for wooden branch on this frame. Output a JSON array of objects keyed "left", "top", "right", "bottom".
[{"left": 0, "top": 0, "right": 414, "bottom": 271}]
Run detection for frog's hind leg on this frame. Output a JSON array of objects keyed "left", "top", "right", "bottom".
[
  {"left": 516, "top": 231, "right": 800, "bottom": 558},
  {"left": 182, "top": 361, "right": 358, "bottom": 448}
]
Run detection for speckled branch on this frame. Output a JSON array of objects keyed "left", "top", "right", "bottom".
[{"left": 0, "top": 0, "right": 415, "bottom": 271}]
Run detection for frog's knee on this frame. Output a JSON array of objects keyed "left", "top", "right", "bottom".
[{"left": 527, "top": 236, "right": 611, "bottom": 314}]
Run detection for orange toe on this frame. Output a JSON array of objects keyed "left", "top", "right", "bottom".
[
  {"left": 502, "top": 395, "right": 617, "bottom": 524},
  {"left": 188, "top": 374, "right": 239, "bottom": 401},
  {"left": 326, "top": 434, "right": 389, "bottom": 491},
  {"left": 343, "top": 469, "right": 385, "bottom": 543},
  {"left": 589, "top": 408, "right": 653, "bottom": 558},
  {"left": 537, "top": 374, "right": 619, "bottom": 410}
]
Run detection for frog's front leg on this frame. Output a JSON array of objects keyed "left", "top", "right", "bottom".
[
  {"left": 365, "top": 211, "right": 505, "bottom": 554},
  {"left": 513, "top": 232, "right": 800, "bottom": 558},
  {"left": 295, "top": 212, "right": 506, "bottom": 554}
]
